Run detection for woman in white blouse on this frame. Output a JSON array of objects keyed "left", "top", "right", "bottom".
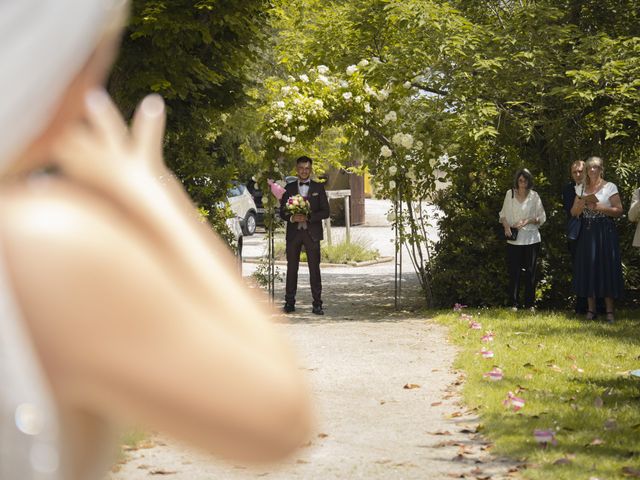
[
  {"left": 499, "top": 168, "right": 546, "bottom": 311},
  {"left": 570, "top": 156, "right": 623, "bottom": 322}
]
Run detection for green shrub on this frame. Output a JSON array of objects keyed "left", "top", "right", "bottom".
[{"left": 272, "top": 234, "right": 380, "bottom": 264}]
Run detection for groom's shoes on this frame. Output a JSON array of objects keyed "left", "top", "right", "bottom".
[
  {"left": 312, "top": 305, "right": 324, "bottom": 315},
  {"left": 283, "top": 303, "right": 296, "bottom": 313}
]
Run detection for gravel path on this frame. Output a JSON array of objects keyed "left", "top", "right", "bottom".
[{"left": 110, "top": 200, "right": 518, "bottom": 480}]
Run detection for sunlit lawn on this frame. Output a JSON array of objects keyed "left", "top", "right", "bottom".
[{"left": 434, "top": 308, "right": 640, "bottom": 480}]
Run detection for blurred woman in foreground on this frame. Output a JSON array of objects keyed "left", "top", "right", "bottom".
[{"left": 0, "top": 2, "right": 310, "bottom": 479}]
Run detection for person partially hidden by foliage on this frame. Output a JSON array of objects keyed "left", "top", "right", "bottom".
[
  {"left": 499, "top": 168, "right": 546, "bottom": 312},
  {"left": 570, "top": 157, "right": 623, "bottom": 322},
  {"left": 629, "top": 186, "right": 640, "bottom": 249}
]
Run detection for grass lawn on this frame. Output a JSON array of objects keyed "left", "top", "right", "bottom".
[{"left": 434, "top": 308, "right": 640, "bottom": 480}]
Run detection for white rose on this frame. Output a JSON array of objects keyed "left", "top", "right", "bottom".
[
  {"left": 317, "top": 75, "right": 330, "bottom": 85},
  {"left": 298, "top": 125, "right": 306, "bottom": 132},
  {"left": 380, "top": 145, "right": 393, "bottom": 157},
  {"left": 403, "top": 81, "right": 412, "bottom": 89},
  {"left": 279, "top": 146, "right": 285, "bottom": 152},
  {"left": 314, "top": 99, "right": 324, "bottom": 108},
  {"left": 290, "top": 136, "right": 296, "bottom": 143},
  {"left": 382, "top": 111, "right": 397, "bottom": 124},
  {"left": 372, "top": 56, "right": 381, "bottom": 63},
  {"left": 346, "top": 64, "right": 358, "bottom": 75},
  {"left": 401, "top": 133, "right": 414, "bottom": 149},
  {"left": 364, "top": 102, "right": 371, "bottom": 113},
  {"left": 377, "top": 89, "right": 389, "bottom": 101},
  {"left": 285, "top": 113, "right": 293, "bottom": 122},
  {"left": 415, "top": 140, "right": 423, "bottom": 150},
  {"left": 317, "top": 65, "right": 330, "bottom": 74},
  {"left": 299, "top": 74, "right": 309, "bottom": 82},
  {"left": 339, "top": 80, "right": 349, "bottom": 88},
  {"left": 407, "top": 168, "right": 416, "bottom": 181},
  {"left": 392, "top": 133, "right": 403, "bottom": 146},
  {"left": 281, "top": 86, "right": 291, "bottom": 95},
  {"left": 429, "top": 158, "right": 437, "bottom": 168},
  {"left": 342, "top": 91, "right": 353, "bottom": 100},
  {"left": 276, "top": 101, "right": 285, "bottom": 108},
  {"left": 389, "top": 165, "right": 397, "bottom": 175},
  {"left": 355, "top": 95, "right": 362, "bottom": 103},
  {"left": 389, "top": 180, "right": 396, "bottom": 189},
  {"left": 282, "top": 135, "right": 290, "bottom": 142},
  {"left": 358, "top": 59, "right": 369, "bottom": 67},
  {"left": 292, "top": 86, "right": 299, "bottom": 92},
  {"left": 274, "top": 131, "right": 282, "bottom": 139},
  {"left": 364, "top": 130, "right": 369, "bottom": 136}
]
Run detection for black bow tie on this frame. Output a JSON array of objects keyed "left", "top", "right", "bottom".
[{"left": 299, "top": 181, "right": 310, "bottom": 186}]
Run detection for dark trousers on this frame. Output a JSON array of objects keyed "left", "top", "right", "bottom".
[
  {"left": 285, "top": 230, "right": 322, "bottom": 307},
  {"left": 507, "top": 243, "right": 540, "bottom": 308}
]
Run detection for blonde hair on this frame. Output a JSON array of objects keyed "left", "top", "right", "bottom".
[{"left": 584, "top": 156, "right": 604, "bottom": 189}]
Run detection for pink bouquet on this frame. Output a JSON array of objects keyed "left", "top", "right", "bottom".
[{"left": 285, "top": 194, "right": 311, "bottom": 216}]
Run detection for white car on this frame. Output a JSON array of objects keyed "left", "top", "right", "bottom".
[
  {"left": 226, "top": 215, "right": 243, "bottom": 271},
  {"left": 227, "top": 182, "right": 258, "bottom": 236}
]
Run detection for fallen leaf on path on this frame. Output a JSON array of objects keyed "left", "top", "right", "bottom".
[
  {"left": 317, "top": 433, "right": 329, "bottom": 438},
  {"left": 622, "top": 466, "right": 640, "bottom": 477},
  {"left": 460, "top": 427, "right": 477, "bottom": 434},
  {"left": 150, "top": 470, "right": 178, "bottom": 475},
  {"left": 431, "top": 430, "right": 453, "bottom": 435},
  {"left": 431, "top": 401, "right": 443, "bottom": 406},
  {"left": 449, "top": 411, "right": 463, "bottom": 418},
  {"left": 403, "top": 383, "right": 421, "bottom": 389},
  {"left": 452, "top": 454, "right": 466, "bottom": 461},
  {"left": 296, "top": 459, "right": 309, "bottom": 464}
]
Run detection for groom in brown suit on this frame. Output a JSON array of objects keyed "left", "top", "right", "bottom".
[{"left": 280, "top": 156, "right": 330, "bottom": 315}]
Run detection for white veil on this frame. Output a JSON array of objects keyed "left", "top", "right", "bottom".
[{"left": 0, "top": 0, "right": 127, "bottom": 171}]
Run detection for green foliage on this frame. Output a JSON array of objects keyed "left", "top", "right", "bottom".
[
  {"left": 108, "top": 0, "right": 272, "bottom": 235},
  {"left": 436, "top": 307, "right": 640, "bottom": 479},
  {"left": 271, "top": 235, "right": 380, "bottom": 264}
]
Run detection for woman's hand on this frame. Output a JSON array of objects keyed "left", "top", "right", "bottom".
[{"left": 52, "top": 89, "right": 167, "bottom": 196}]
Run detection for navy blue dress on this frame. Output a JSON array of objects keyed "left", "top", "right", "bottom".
[{"left": 573, "top": 183, "right": 623, "bottom": 298}]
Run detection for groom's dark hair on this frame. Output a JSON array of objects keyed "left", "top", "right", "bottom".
[{"left": 296, "top": 155, "right": 313, "bottom": 165}]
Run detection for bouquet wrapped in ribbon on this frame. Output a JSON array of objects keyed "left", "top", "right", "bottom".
[{"left": 285, "top": 194, "right": 311, "bottom": 229}]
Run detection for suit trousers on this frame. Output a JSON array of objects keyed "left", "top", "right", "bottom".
[
  {"left": 506, "top": 242, "right": 539, "bottom": 308},
  {"left": 285, "top": 229, "right": 322, "bottom": 307}
]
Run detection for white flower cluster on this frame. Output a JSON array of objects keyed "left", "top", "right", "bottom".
[
  {"left": 358, "top": 59, "right": 369, "bottom": 67},
  {"left": 380, "top": 145, "right": 393, "bottom": 157},
  {"left": 382, "top": 110, "right": 397, "bottom": 124},
  {"left": 317, "top": 65, "right": 330, "bottom": 74},
  {"left": 392, "top": 132, "right": 414, "bottom": 149},
  {"left": 346, "top": 65, "right": 358, "bottom": 76}
]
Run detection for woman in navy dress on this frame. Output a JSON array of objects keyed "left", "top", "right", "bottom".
[{"left": 571, "top": 157, "right": 624, "bottom": 322}]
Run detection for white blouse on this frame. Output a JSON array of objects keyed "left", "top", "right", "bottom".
[
  {"left": 575, "top": 181, "right": 619, "bottom": 208},
  {"left": 499, "top": 189, "right": 546, "bottom": 246}
]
